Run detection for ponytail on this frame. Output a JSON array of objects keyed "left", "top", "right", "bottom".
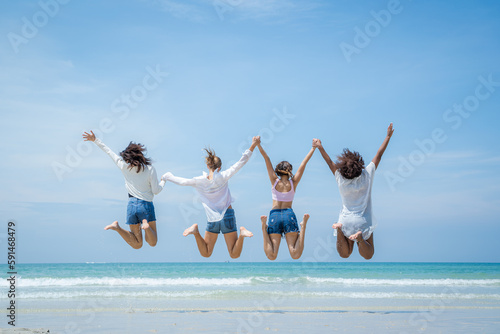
[{"left": 204, "top": 148, "right": 222, "bottom": 171}]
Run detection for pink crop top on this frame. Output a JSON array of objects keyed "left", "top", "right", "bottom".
[{"left": 271, "top": 179, "right": 295, "bottom": 202}]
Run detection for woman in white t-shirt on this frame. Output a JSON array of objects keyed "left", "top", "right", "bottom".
[
  {"left": 313, "top": 123, "right": 394, "bottom": 260},
  {"left": 83, "top": 131, "right": 166, "bottom": 249},
  {"left": 163, "top": 136, "right": 260, "bottom": 259}
]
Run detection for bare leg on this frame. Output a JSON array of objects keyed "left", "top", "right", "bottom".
[
  {"left": 183, "top": 224, "right": 218, "bottom": 258},
  {"left": 261, "top": 216, "right": 281, "bottom": 260},
  {"left": 351, "top": 231, "right": 374, "bottom": 260},
  {"left": 223, "top": 227, "right": 254, "bottom": 259},
  {"left": 104, "top": 221, "right": 143, "bottom": 249},
  {"left": 285, "top": 214, "right": 309, "bottom": 260},
  {"left": 142, "top": 220, "right": 157, "bottom": 247},
  {"left": 332, "top": 223, "right": 353, "bottom": 258}
]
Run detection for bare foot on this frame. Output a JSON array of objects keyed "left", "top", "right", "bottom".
[
  {"left": 141, "top": 219, "right": 150, "bottom": 230},
  {"left": 300, "top": 214, "right": 310, "bottom": 230},
  {"left": 261, "top": 216, "right": 268, "bottom": 231},
  {"left": 104, "top": 221, "right": 119, "bottom": 231},
  {"left": 349, "top": 231, "right": 363, "bottom": 241},
  {"left": 332, "top": 222, "right": 342, "bottom": 230},
  {"left": 240, "top": 226, "right": 254, "bottom": 238},
  {"left": 183, "top": 224, "right": 199, "bottom": 237}
]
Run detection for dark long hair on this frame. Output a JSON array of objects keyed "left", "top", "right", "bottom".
[
  {"left": 336, "top": 148, "right": 364, "bottom": 179},
  {"left": 204, "top": 148, "right": 222, "bottom": 171},
  {"left": 275, "top": 161, "right": 293, "bottom": 178},
  {"left": 120, "top": 142, "right": 151, "bottom": 173}
]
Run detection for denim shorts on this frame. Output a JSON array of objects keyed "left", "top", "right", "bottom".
[
  {"left": 267, "top": 208, "right": 299, "bottom": 235},
  {"left": 206, "top": 209, "right": 237, "bottom": 234},
  {"left": 126, "top": 197, "right": 156, "bottom": 225}
]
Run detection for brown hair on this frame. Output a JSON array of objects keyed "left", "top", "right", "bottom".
[
  {"left": 204, "top": 148, "right": 222, "bottom": 171},
  {"left": 336, "top": 148, "right": 364, "bottom": 179},
  {"left": 275, "top": 161, "right": 293, "bottom": 178},
  {"left": 120, "top": 142, "right": 151, "bottom": 173}
]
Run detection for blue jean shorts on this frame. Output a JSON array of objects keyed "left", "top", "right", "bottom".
[
  {"left": 126, "top": 197, "right": 156, "bottom": 225},
  {"left": 267, "top": 208, "right": 299, "bottom": 235},
  {"left": 206, "top": 209, "right": 237, "bottom": 234}
]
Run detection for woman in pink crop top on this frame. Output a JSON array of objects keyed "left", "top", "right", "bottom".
[
  {"left": 314, "top": 123, "right": 394, "bottom": 260},
  {"left": 256, "top": 141, "right": 316, "bottom": 260}
]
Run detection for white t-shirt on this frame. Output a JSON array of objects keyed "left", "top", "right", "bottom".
[
  {"left": 94, "top": 138, "right": 165, "bottom": 202},
  {"left": 164, "top": 150, "right": 252, "bottom": 222},
  {"left": 335, "top": 161, "right": 376, "bottom": 239}
]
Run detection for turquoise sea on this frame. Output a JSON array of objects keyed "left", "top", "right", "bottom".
[
  {"left": 2, "top": 262, "right": 500, "bottom": 333},
  {"left": 2, "top": 262, "right": 500, "bottom": 302}
]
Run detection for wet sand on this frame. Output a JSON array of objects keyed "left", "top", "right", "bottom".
[{"left": 3, "top": 298, "right": 500, "bottom": 333}]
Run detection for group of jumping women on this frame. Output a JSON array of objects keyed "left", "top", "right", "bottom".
[{"left": 82, "top": 123, "right": 394, "bottom": 260}]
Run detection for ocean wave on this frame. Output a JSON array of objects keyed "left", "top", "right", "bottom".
[
  {"left": 14, "top": 290, "right": 223, "bottom": 300},
  {"left": 11, "top": 277, "right": 253, "bottom": 287},
  {"left": 6, "top": 289, "right": 500, "bottom": 301},
  {"left": 2, "top": 276, "right": 499, "bottom": 288},
  {"left": 293, "top": 291, "right": 500, "bottom": 300},
  {"left": 305, "top": 277, "right": 500, "bottom": 287}
]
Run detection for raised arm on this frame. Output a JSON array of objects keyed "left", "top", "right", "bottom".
[
  {"left": 220, "top": 136, "right": 260, "bottom": 180},
  {"left": 292, "top": 146, "right": 316, "bottom": 186},
  {"left": 372, "top": 123, "right": 394, "bottom": 169},
  {"left": 83, "top": 130, "right": 126, "bottom": 169},
  {"left": 257, "top": 143, "right": 278, "bottom": 185},
  {"left": 313, "top": 138, "right": 337, "bottom": 176}
]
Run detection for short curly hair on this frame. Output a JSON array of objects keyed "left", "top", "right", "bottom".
[{"left": 336, "top": 148, "right": 364, "bottom": 179}]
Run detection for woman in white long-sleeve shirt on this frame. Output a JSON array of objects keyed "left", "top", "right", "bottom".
[
  {"left": 163, "top": 136, "right": 260, "bottom": 258},
  {"left": 83, "top": 130, "right": 166, "bottom": 249}
]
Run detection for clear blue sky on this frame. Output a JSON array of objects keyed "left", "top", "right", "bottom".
[{"left": 1, "top": 0, "right": 499, "bottom": 263}]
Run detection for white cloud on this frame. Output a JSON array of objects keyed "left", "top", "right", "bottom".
[
  {"left": 383, "top": 149, "right": 500, "bottom": 176},
  {"left": 220, "top": 0, "right": 323, "bottom": 23},
  {"left": 146, "top": 0, "right": 323, "bottom": 23},
  {"left": 148, "top": 0, "right": 211, "bottom": 22},
  {"left": 235, "top": 0, "right": 313, "bottom": 14}
]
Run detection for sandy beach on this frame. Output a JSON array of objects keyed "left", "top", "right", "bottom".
[{"left": 3, "top": 297, "right": 500, "bottom": 333}]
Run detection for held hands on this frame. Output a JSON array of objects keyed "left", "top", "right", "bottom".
[
  {"left": 250, "top": 136, "right": 261, "bottom": 151},
  {"left": 82, "top": 130, "right": 96, "bottom": 142},
  {"left": 161, "top": 172, "right": 173, "bottom": 182},
  {"left": 387, "top": 123, "right": 394, "bottom": 138},
  {"left": 312, "top": 138, "right": 322, "bottom": 148}
]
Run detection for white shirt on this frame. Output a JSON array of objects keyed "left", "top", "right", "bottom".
[
  {"left": 94, "top": 138, "right": 165, "bottom": 202},
  {"left": 335, "top": 161, "right": 376, "bottom": 239},
  {"left": 164, "top": 150, "right": 253, "bottom": 222}
]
